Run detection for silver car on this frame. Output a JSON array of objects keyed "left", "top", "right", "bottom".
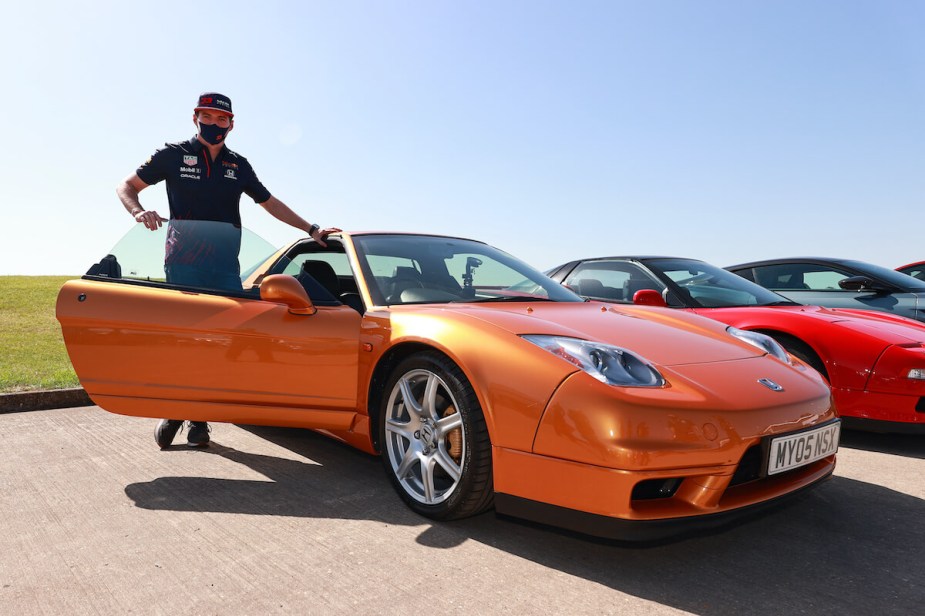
[{"left": 727, "top": 257, "right": 925, "bottom": 323}]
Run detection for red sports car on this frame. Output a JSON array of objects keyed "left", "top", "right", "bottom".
[
  {"left": 897, "top": 261, "right": 925, "bottom": 282},
  {"left": 547, "top": 256, "right": 925, "bottom": 433}
]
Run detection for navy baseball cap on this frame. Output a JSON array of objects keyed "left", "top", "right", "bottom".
[{"left": 194, "top": 92, "right": 234, "bottom": 117}]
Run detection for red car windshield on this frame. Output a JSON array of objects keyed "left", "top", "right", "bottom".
[{"left": 646, "top": 258, "right": 800, "bottom": 308}]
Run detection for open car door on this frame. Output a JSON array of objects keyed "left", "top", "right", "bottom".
[{"left": 56, "top": 222, "right": 361, "bottom": 430}]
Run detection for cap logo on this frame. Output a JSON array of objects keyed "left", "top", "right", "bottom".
[{"left": 195, "top": 93, "right": 233, "bottom": 115}]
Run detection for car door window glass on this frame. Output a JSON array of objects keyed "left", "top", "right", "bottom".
[
  {"left": 751, "top": 264, "right": 844, "bottom": 291},
  {"left": 802, "top": 270, "right": 850, "bottom": 290},
  {"left": 563, "top": 261, "right": 655, "bottom": 302},
  {"left": 84, "top": 220, "right": 276, "bottom": 298}
]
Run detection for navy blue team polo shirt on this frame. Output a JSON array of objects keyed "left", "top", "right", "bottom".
[
  {"left": 136, "top": 137, "right": 273, "bottom": 270},
  {"left": 136, "top": 136, "right": 272, "bottom": 225}
]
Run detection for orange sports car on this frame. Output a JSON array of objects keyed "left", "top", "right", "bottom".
[{"left": 57, "top": 222, "right": 839, "bottom": 540}]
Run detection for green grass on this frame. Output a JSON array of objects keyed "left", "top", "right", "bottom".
[{"left": 0, "top": 276, "right": 81, "bottom": 392}]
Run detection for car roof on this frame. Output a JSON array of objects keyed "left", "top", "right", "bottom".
[
  {"left": 340, "top": 231, "right": 481, "bottom": 242},
  {"left": 569, "top": 256, "right": 701, "bottom": 263},
  {"left": 727, "top": 257, "right": 856, "bottom": 269}
]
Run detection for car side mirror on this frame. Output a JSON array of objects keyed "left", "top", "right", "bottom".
[
  {"left": 663, "top": 289, "right": 684, "bottom": 307},
  {"left": 633, "top": 289, "right": 667, "bottom": 307},
  {"left": 260, "top": 274, "right": 316, "bottom": 315},
  {"left": 838, "top": 276, "right": 889, "bottom": 293}
]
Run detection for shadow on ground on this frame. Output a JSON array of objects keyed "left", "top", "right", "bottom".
[
  {"left": 840, "top": 429, "right": 925, "bottom": 459},
  {"left": 125, "top": 425, "right": 924, "bottom": 615}
]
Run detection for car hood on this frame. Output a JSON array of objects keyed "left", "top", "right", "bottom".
[
  {"left": 400, "top": 301, "right": 763, "bottom": 367},
  {"left": 707, "top": 305, "right": 925, "bottom": 345},
  {"left": 825, "top": 307, "right": 925, "bottom": 344}
]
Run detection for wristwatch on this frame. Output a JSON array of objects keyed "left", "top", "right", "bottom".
[{"left": 308, "top": 223, "right": 320, "bottom": 237}]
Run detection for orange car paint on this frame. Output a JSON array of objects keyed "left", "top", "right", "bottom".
[{"left": 57, "top": 231, "right": 838, "bottom": 535}]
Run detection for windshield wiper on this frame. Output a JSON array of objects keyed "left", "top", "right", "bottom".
[{"left": 760, "top": 300, "right": 801, "bottom": 307}]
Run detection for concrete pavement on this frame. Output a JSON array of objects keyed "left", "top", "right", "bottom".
[{"left": 1, "top": 406, "right": 924, "bottom": 615}]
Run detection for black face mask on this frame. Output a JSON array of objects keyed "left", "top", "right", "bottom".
[{"left": 198, "top": 121, "right": 230, "bottom": 145}]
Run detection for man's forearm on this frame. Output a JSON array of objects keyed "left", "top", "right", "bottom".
[
  {"left": 260, "top": 196, "right": 313, "bottom": 233},
  {"left": 117, "top": 181, "right": 144, "bottom": 215}
]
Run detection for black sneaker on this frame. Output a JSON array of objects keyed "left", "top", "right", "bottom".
[
  {"left": 155, "top": 419, "right": 184, "bottom": 449},
  {"left": 187, "top": 422, "right": 211, "bottom": 448}
]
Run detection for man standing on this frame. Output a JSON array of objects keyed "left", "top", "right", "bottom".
[{"left": 116, "top": 92, "right": 339, "bottom": 449}]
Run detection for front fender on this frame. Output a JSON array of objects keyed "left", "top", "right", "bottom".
[{"left": 383, "top": 310, "right": 576, "bottom": 452}]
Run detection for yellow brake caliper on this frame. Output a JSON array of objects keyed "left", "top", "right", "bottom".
[{"left": 443, "top": 406, "right": 462, "bottom": 462}]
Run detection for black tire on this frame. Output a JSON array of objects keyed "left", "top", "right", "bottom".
[
  {"left": 773, "top": 334, "right": 829, "bottom": 382},
  {"left": 379, "top": 351, "right": 493, "bottom": 520}
]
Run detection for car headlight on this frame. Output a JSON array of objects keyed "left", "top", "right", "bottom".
[
  {"left": 521, "top": 335, "right": 665, "bottom": 387},
  {"left": 726, "top": 327, "right": 791, "bottom": 364},
  {"left": 907, "top": 368, "right": 925, "bottom": 380}
]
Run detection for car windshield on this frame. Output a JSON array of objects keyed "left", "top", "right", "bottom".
[
  {"left": 842, "top": 259, "right": 925, "bottom": 291},
  {"left": 647, "top": 258, "right": 799, "bottom": 308},
  {"left": 84, "top": 220, "right": 277, "bottom": 296},
  {"left": 352, "top": 234, "right": 583, "bottom": 305}
]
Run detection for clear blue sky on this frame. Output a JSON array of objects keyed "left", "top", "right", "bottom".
[{"left": 1, "top": 1, "right": 922, "bottom": 275}]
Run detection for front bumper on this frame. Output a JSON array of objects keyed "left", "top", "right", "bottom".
[
  {"left": 494, "top": 474, "right": 831, "bottom": 543},
  {"left": 833, "top": 387, "right": 925, "bottom": 429},
  {"left": 492, "top": 443, "right": 836, "bottom": 541}
]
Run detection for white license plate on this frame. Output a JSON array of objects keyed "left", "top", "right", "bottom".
[{"left": 767, "top": 421, "right": 840, "bottom": 476}]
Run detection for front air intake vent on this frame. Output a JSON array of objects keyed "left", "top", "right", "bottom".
[
  {"left": 631, "top": 477, "right": 682, "bottom": 501},
  {"left": 729, "top": 445, "right": 763, "bottom": 486}
]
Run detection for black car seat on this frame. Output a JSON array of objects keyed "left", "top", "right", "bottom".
[
  {"left": 388, "top": 266, "right": 425, "bottom": 303},
  {"left": 299, "top": 260, "right": 339, "bottom": 296},
  {"left": 577, "top": 278, "right": 606, "bottom": 298},
  {"left": 298, "top": 259, "right": 365, "bottom": 313},
  {"left": 622, "top": 276, "right": 661, "bottom": 302},
  {"left": 776, "top": 271, "right": 810, "bottom": 290}
]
